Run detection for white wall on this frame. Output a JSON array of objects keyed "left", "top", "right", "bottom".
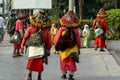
[{"left": 12, "top": 0, "right": 52, "bottom": 9}]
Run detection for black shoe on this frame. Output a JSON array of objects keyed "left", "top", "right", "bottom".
[
  {"left": 27, "top": 77, "right": 32, "bottom": 80},
  {"left": 68, "top": 75, "right": 74, "bottom": 80},
  {"left": 27, "top": 73, "right": 32, "bottom": 80},
  {"left": 61, "top": 74, "right": 67, "bottom": 79},
  {"left": 100, "top": 49, "right": 105, "bottom": 52},
  {"left": 12, "top": 54, "right": 18, "bottom": 57},
  {"left": 38, "top": 73, "right": 42, "bottom": 80},
  {"left": 68, "top": 77, "right": 74, "bottom": 80}
]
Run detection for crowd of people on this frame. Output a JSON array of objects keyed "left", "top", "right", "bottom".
[{"left": 0, "top": 7, "right": 109, "bottom": 80}]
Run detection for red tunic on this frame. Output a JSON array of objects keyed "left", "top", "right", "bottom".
[
  {"left": 92, "top": 17, "right": 108, "bottom": 48},
  {"left": 54, "top": 27, "right": 81, "bottom": 71},
  {"left": 60, "top": 56, "right": 77, "bottom": 71},
  {"left": 21, "top": 25, "right": 52, "bottom": 72},
  {"left": 14, "top": 19, "right": 24, "bottom": 49}
]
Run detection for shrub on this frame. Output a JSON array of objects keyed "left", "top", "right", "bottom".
[
  {"left": 106, "top": 9, "right": 120, "bottom": 40},
  {"left": 79, "top": 19, "right": 95, "bottom": 40}
]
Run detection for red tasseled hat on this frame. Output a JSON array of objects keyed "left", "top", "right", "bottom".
[
  {"left": 60, "top": 11, "right": 80, "bottom": 28},
  {"left": 97, "top": 8, "right": 108, "bottom": 18},
  {"left": 29, "top": 9, "right": 52, "bottom": 28}
]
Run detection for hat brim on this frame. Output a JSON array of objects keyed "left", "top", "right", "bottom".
[{"left": 97, "top": 14, "right": 108, "bottom": 18}]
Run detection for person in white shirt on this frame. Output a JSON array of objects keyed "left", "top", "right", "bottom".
[{"left": 0, "top": 15, "right": 6, "bottom": 42}]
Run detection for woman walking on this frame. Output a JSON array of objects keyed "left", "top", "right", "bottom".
[
  {"left": 82, "top": 24, "right": 90, "bottom": 48},
  {"left": 12, "top": 9, "right": 26, "bottom": 57}
]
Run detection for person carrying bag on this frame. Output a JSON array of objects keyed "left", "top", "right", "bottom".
[{"left": 20, "top": 9, "right": 52, "bottom": 80}]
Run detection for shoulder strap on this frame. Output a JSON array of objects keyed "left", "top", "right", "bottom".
[{"left": 95, "top": 18, "right": 102, "bottom": 28}]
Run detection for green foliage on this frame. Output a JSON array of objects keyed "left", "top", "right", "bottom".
[
  {"left": 79, "top": 19, "right": 95, "bottom": 40},
  {"left": 104, "top": 0, "right": 114, "bottom": 10},
  {"left": 48, "top": 0, "right": 120, "bottom": 40},
  {"left": 79, "top": 19, "right": 93, "bottom": 30},
  {"left": 48, "top": 0, "right": 68, "bottom": 19},
  {"left": 106, "top": 9, "right": 120, "bottom": 40},
  {"left": 106, "top": 9, "right": 120, "bottom": 29},
  {"left": 83, "top": 0, "right": 119, "bottom": 19}
]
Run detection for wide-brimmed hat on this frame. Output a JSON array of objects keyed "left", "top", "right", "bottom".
[
  {"left": 60, "top": 11, "right": 80, "bottom": 28},
  {"left": 29, "top": 9, "right": 51, "bottom": 28},
  {"left": 97, "top": 8, "right": 108, "bottom": 18}
]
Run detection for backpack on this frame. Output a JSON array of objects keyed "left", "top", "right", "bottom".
[
  {"left": 25, "top": 29, "right": 43, "bottom": 46},
  {"left": 25, "top": 29, "right": 50, "bottom": 64},
  {"left": 7, "top": 18, "right": 16, "bottom": 35},
  {"left": 55, "top": 27, "right": 77, "bottom": 51}
]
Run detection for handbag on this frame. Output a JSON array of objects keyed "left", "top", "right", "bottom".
[
  {"left": 95, "top": 19, "right": 104, "bottom": 38},
  {"left": 10, "top": 31, "right": 21, "bottom": 44},
  {"left": 28, "top": 45, "right": 45, "bottom": 58},
  {"left": 95, "top": 28, "right": 104, "bottom": 37}
]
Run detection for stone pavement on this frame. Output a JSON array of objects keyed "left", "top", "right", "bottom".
[{"left": 0, "top": 33, "right": 120, "bottom": 80}]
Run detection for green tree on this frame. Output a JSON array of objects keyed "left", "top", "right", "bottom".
[{"left": 48, "top": 0, "right": 68, "bottom": 20}]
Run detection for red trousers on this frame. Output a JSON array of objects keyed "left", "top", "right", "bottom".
[{"left": 94, "top": 36, "right": 106, "bottom": 48}]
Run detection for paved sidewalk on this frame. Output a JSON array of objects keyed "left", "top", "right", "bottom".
[
  {"left": 77, "top": 48, "right": 120, "bottom": 80},
  {"left": 0, "top": 33, "right": 120, "bottom": 80}
]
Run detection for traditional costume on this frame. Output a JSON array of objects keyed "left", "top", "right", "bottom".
[
  {"left": 21, "top": 10, "right": 52, "bottom": 80},
  {"left": 54, "top": 11, "right": 81, "bottom": 80},
  {"left": 82, "top": 24, "right": 90, "bottom": 48},
  {"left": 92, "top": 8, "right": 108, "bottom": 51}
]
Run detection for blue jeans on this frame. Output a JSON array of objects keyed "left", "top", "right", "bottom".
[{"left": 0, "top": 28, "right": 3, "bottom": 42}]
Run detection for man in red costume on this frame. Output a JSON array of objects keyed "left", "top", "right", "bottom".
[
  {"left": 20, "top": 10, "right": 52, "bottom": 80},
  {"left": 92, "top": 8, "right": 108, "bottom": 51}
]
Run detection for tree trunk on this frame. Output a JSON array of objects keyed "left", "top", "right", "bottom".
[
  {"left": 115, "top": 0, "right": 118, "bottom": 8},
  {"left": 79, "top": 0, "right": 83, "bottom": 20}
]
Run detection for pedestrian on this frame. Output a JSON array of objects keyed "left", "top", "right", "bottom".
[
  {"left": 20, "top": 9, "right": 52, "bottom": 80},
  {"left": 50, "top": 23, "right": 60, "bottom": 54},
  {"left": 92, "top": 8, "right": 108, "bottom": 51},
  {"left": 82, "top": 24, "right": 90, "bottom": 48},
  {"left": 0, "top": 14, "right": 6, "bottom": 43},
  {"left": 50, "top": 23, "right": 59, "bottom": 45},
  {"left": 6, "top": 13, "right": 16, "bottom": 37},
  {"left": 12, "top": 9, "right": 26, "bottom": 57},
  {"left": 54, "top": 11, "right": 81, "bottom": 80}
]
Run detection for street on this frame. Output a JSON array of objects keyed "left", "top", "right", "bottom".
[{"left": 0, "top": 33, "right": 120, "bottom": 80}]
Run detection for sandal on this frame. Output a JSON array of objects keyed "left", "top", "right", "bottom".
[
  {"left": 18, "top": 54, "right": 23, "bottom": 57},
  {"left": 12, "top": 54, "right": 18, "bottom": 57}
]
